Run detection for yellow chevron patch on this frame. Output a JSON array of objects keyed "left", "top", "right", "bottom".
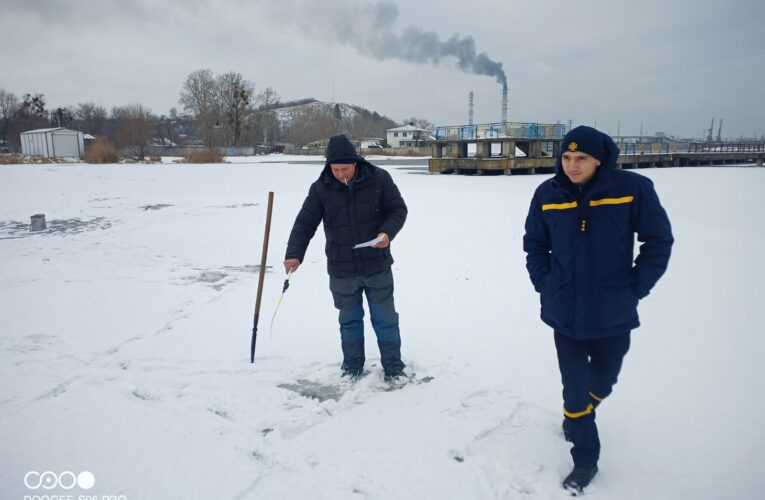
[
  {"left": 589, "top": 196, "right": 634, "bottom": 207},
  {"left": 542, "top": 201, "right": 578, "bottom": 211}
]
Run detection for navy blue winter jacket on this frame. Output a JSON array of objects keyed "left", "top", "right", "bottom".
[
  {"left": 286, "top": 160, "right": 407, "bottom": 278},
  {"left": 523, "top": 141, "right": 673, "bottom": 339}
]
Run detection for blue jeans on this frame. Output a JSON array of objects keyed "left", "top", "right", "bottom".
[
  {"left": 329, "top": 269, "right": 404, "bottom": 374},
  {"left": 555, "top": 331, "right": 631, "bottom": 468}
]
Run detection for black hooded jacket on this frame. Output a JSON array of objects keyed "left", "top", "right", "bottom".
[{"left": 285, "top": 150, "right": 407, "bottom": 279}]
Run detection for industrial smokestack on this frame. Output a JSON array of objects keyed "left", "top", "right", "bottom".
[
  {"left": 501, "top": 83, "right": 508, "bottom": 125},
  {"left": 468, "top": 91, "right": 474, "bottom": 125}
]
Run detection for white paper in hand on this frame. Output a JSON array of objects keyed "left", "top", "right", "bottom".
[{"left": 353, "top": 235, "right": 384, "bottom": 249}]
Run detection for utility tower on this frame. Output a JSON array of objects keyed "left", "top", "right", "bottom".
[{"left": 716, "top": 118, "right": 723, "bottom": 141}]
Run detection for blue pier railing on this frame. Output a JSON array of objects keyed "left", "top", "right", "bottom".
[
  {"left": 435, "top": 122, "right": 566, "bottom": 141},
  {"left": 616, "top": 142, "right": 671, "bottom": 155}
]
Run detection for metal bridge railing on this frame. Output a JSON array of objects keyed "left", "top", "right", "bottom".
[
  {"left": 435, "top": 122, "right": 566, "bottom": 141},
  {"left": 616, "top": 143, "right": 672, "bottom": 155},
  {"left": 689, "top": 141, "right": 765, "bottom": 153},
  {"left": 616, "top": 141, "right": 765, "bottom": 155}
]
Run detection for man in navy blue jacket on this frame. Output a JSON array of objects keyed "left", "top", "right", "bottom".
[
  {"left": 523, "top": 126, "right": 673, "bottom": 494},
  {"left": 284, "top": 135, "right": 408, "bottom": 382}
]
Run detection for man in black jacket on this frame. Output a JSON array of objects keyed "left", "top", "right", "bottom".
[{"left": 284, "top": 135, "right": 408, "bottom": 381}]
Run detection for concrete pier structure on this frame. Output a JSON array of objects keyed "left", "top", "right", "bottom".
[
  {"left": 429, "top": 126, "right": 765, "bottom": 175},
  {"left": 429, "top": 121, "right": 566, "bottom": 175}
]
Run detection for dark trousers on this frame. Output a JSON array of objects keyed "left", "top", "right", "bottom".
[
  {"left": 554, "top": 331, "right": 631, "bottom": 468},
  {"left": 329, "top": 268, "right": 404, "bottom": 374}
]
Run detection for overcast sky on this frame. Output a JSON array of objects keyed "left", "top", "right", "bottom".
[{"left": 2, "top": 0, "right": 762, "bottom": 138}]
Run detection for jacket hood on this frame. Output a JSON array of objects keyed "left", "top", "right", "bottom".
[{"left": 554, "top": 126, "right": 620, "bottom": 176}]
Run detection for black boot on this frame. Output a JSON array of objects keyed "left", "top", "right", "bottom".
[
  {"left": 563, "top": 466, "right": 598, "bottom": 495},
  {"left": 383, "top": 370, "right": 407, "bottom": 383},
  {"left": 341, "top": 339, "right": 365, "bottom": 378},
  {"left": 377, "top": 340, "right": 405, "bottom": 380},
  {"left": 341, "top": 367, "right": 363, "bottom": 381}
]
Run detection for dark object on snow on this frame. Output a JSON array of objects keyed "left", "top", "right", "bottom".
[
  {"left": 277, "top": 379, "right": 346, "bottom": 402},
  {"left": 251, "top": 191, "right": 274, "bottom": 363},
  {"left": 30, "top": 214, "right": 47, "bottom": 232},
  {"left": 563, "top": 466, "right": 598, "bottom": 495}
]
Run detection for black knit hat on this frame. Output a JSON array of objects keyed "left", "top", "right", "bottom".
[
  {"left": 325, "top": 134, "right": 362, "bottom": 164},
  {"left": 561, "top": 126, "right": 609, "bottom": 162}
]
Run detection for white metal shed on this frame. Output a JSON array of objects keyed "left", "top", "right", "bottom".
[{"left": 20, "top": 127, "right": 85, "bottom": 158}]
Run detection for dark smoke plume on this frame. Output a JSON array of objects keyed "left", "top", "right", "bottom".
[{"left": 291, "top": 0, "right": 507, "bottom": 87}]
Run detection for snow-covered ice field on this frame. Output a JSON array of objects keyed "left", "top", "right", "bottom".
[{"left": 1, "top": 157, "right": 763, "bottom": 499}]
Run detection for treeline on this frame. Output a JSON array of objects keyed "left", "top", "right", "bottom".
[{"left": 1, "top": 69, "right": 429, "bottom": 157}]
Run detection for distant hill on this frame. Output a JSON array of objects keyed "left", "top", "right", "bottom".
[
  {"left": 267, "top": 99, "right": 397, "bottom": 145},
  {"left": 271, "top": 99, "right": 358, "bottom": 124}
]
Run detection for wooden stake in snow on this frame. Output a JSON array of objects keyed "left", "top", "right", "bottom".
[{"left": 251, "top": 192, "right": 274, "bottom": 363}]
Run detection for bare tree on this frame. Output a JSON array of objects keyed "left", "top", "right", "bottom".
[
  {"left": 255, "top": 87, "right": 280, "bottom": 145},
  {"left": 348, "top": 109, "right": 396, "bottom": 140},
  {"left": 217, "top": 72, "right": 254, "bottom": 147},
  {"left": 0, "top": 89, "right": 19, "bottom": 147},
  {"left": 113, "top": 104, "right": 155, "bottom": 159},
  {"left": 75, "top": 102, "right": 108, "bottom": 135},
  {"left": 154, "top": 114, "right": 181, "bottom": 147},
  {"left": 401, "top": 117, "right": 435, "bottom": 133},
  {"left": 179, "top": 69, "right": 220, "bottom": 148},
  {"left": 14, "top": 92, "right": 48, "bottom": 137},
  {"left": 22, "top": 93, "right": 47, "bottom": 118}
]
